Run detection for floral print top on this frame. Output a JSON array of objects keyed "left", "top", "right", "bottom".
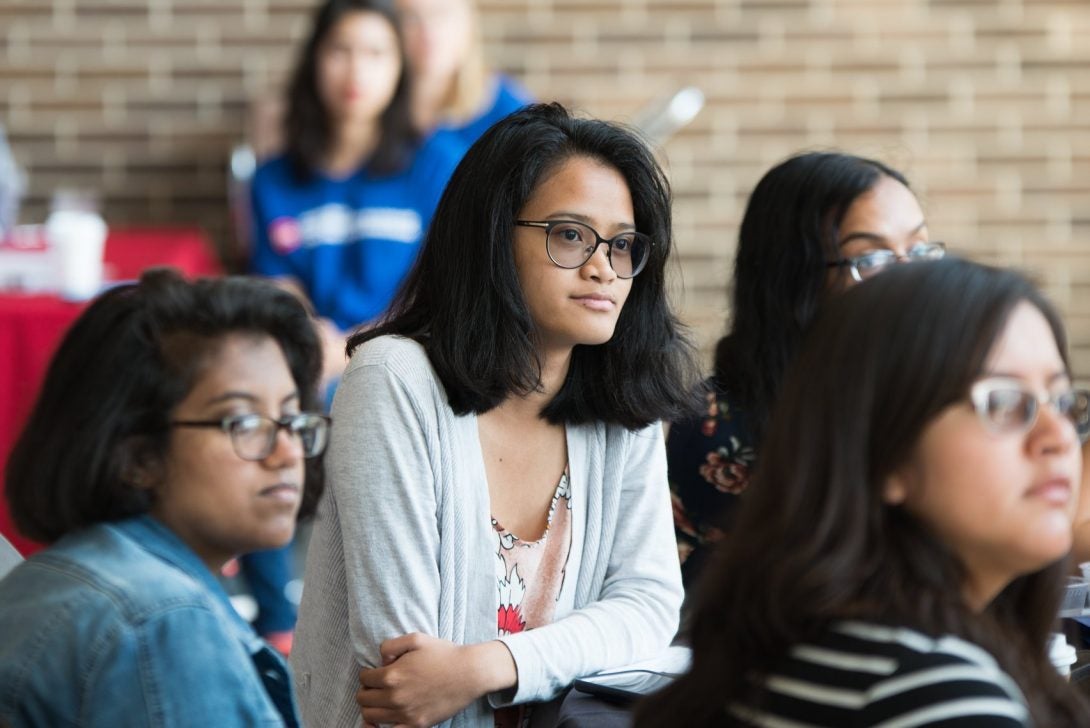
[
  {"left": 493, "top": 466, "right": 573, "bottom": 728},
  {"left": 667, "top": 383, "right": 756, "bottom": 590}
]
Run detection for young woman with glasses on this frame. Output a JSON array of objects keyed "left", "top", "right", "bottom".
[
  {"left": 639, "top": 258, "right": 1090, "bottom": 727},
  {"left": 0, "top": 270, "right": 329, "bottom": 726},
  {"left": 290, "top": 102, "right": 701, "bottom": 727},
  {"left": 669, "top": 151, "right": 944, "bottom": 593}
]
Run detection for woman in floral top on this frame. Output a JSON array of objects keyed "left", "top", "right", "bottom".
[
  {"left": 668, "top": 151, "right": 944, "bottom": 591},
  {"left": 291, "top": 103, "right": 702, "bottom": 728}
]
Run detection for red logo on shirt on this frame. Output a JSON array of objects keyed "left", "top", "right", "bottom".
[{"left": 269, "top": 217, "right": 302, "bottom": 254}]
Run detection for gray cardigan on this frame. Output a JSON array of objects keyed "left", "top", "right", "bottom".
[{"left": 291, "top": 336, "right": 683, "bottom": 727}]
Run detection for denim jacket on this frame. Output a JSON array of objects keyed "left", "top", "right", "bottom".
[{"left": 0, "top": 515, "right": 300, "bottom": 727}]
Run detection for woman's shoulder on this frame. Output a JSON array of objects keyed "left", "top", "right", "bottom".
[
  {"left": 349, "top": 334, "right": 429, "bottom": 368},
  {"left": 572, "top": 420, "right": 664, "bottom": 473},
  {"left": 827, "top": 621, "right": 1028, "bottom": 719},
  {"left": 740, "top": 621, "right": 1030, "bottom": 727},
  {"left": 0, "top": 524, "right": 229, "bottom": 654},
  {"left": 826, "top": 620, "right": 1009, "bottom": 668},
  {"left": 10, "top": 524, "right": 217, "bottom": 616},
  {"left": 492, "top": 74, "right": 534, "bottom": 113},
  {"left": 344, "top": 335, "right": 442, "bottom": 398},
  {"left": 408, "top": 130, "right": 464, "bottom": 181},
  {"left": 252, "top": 153, "right": 293, "bottom": 185}
]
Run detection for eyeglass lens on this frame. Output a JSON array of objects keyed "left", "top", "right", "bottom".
[
  {"left": 854, "top": 243, "right": 945, "bottom": 279},
  {"left": 228, "top": 414, "right": 329, "bottom": 460},
  {"left": 545, "top": 221, "right": 649, "bottom": 278},
  {"left": 974, "top": 383, "right": 1090, "bottom": 438}
]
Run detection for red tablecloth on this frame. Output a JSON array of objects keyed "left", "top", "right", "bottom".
[{"left": 0, "top": 226, "right": 221, "bottom": 556}]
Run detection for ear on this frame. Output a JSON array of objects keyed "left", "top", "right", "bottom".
[
  {"left": 119, "top": 436, "right": 163, "bottom": 492},
  {"left": 883, "top": 470, "right": 909, "bottom": 506}
]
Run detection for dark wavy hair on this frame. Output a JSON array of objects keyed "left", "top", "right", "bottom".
[
  {"left": 284, "top": 0, "right": 415, "bottom": 179},
  {"left": 639, "top": 259, "right": 1088, "bottom": 726},
  {"left": 6, "top": 269, "right": 325, "bottom": 543},
  {"left": 348, "top": 102, "right": 702, "bottom": 429},
  {"left": 715, "top": 150, "right": 911, "bottom": 439}
]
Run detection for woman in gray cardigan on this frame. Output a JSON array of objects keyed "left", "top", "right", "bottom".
[{"left": 290, "top": 102, "right": 702, "bottom": 727}]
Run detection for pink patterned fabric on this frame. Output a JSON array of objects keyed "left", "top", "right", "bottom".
[{"left": 493, "top": 466, "right": 573, "bottom": 727}]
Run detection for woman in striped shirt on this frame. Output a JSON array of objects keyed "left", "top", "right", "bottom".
[{"left": 639, "top": 259, "right": 1090, "bottom": 726}]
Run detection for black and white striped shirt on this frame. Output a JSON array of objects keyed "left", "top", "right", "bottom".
[{"left": 730, "top": 621, "right": 1030, "bottom": 727}]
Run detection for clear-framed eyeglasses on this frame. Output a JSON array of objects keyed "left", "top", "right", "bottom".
[
  {"left": 515, "top": 219, "right": 652, "bottom": 279},
  {"left": 826, "top": 242, "right": 946, "bottom": 283},
  {"left": 969, "top": 377, "right": 1090, "bottom": 442},
  {"left": 171, "top": 412, "right": 332, "bottom": 460}
]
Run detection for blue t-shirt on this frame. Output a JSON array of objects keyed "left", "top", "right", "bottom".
[
  {"left": 431, "top": 74, "right": 532, "bottom": 152},
  {"left": 250, "top": 134, "right": 460, "bottom": 330}
]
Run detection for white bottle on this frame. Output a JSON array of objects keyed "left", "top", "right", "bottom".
[
  {"left": 46, "top": 191, "right": 109, "bottom": 300},
  {"left": 0, "top": 126, "right": 24, "bottom": 240}
]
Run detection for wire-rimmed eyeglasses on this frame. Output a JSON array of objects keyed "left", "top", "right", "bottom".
[
  {"left": 825, "top": 242, "right": 946, "bottom": 283},
  {"left": 516, "top": 219, "right": 652, "bottom": 279},
  {"left": 171, "top": 412, "right": 332, "bottom": 461},
  {"left": 969, "top": 377, "right": 1090, "bottom": 442}
]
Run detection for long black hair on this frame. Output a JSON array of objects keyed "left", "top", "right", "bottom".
[
  {"left": 639, "top": 259, "right": 1087, "bottom": 726},
  {"left": 6, "top": 269, "right": 325, "bottom": 543},
  {"left": 715, "top": 151, "right": 910, "bottom": 439},
  {"left": 348, "top": 102, "right": 702, "bottom": 429},
  {"left": 284, "top": 0, "right": 415, "bottom": 179}
]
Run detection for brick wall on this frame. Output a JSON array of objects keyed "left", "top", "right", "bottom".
[{"left": 3, "top": 0, "right": 1089, "bottom": 376}]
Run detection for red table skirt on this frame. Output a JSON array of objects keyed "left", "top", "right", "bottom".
[{"left": 0, "top": 226, "right": 222, "bottom": 556}]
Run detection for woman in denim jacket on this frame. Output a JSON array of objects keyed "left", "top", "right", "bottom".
[{"left": 0, "top": 270, "right": 328, "bottom": 727}]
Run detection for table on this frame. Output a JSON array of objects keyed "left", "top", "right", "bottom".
[
  {"left": 0, "top": 226, "right": 221, "bottom": 556},
  {"left": 557, "top": 689, "right": 633, "bottom": 728}
]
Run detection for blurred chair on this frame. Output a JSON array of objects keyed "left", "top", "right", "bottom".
[
  {"left": 0, "top": 532, "right": 22, "bottom": 580},
  {"left": 226, "top": 94, "right": 283, "bottom": 269},
  {"left": 629, "top": 86, "right": 705, "bottom": 147}
]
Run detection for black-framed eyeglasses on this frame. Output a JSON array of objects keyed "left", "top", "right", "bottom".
[
  {"left": 516, "top": 219, "right": 652, "bottom": 279},
  {"left": 826, "top": 242, "right": 946, "bottom": 282},
  {"left": 969, "top": 377, "right": 1090, "bottom": 442},
  {"left": 171, "top": 413, "right": 332, "bottom": 461}
]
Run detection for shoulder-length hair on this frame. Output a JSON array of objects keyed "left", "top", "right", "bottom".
[
  {"left": 6, "top": 269, "right": 325, "bottom": 544},
  {"left": 284, "top": 0, "right": 416, "bottom": 179},
  {"left": 432, "top": 0, "right": 489, "bottom": 126},
  {"left": 639, "top": 259, "right": 1087, "bottom": 726},
  {"left": 715, "top": 150, "right": 910, "bottom": 439},
  {"left": 348, "top": 102, "right": 701, "bottom": 429}
]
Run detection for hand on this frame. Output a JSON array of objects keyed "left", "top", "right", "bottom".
[{"left": 357, "top": 633, "right": 516, "bottom": 728}]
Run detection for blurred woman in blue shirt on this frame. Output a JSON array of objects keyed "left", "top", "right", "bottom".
[{"left": 250, "top": 0, "right": 460, "bottom": 337}]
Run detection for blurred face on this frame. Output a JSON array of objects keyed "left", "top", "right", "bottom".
[
  {"left": 513, "top": 156, "right": 635, "bottom": 356},
  {"left": 150, "top": 334, "right": 305, "bottom": 571},
  {"left": 827, "top": 175, "right": 930, "bottom": 291},
  {"left": 885, "top": 302, "right": 1083, "bottom": 610},
  {"left": 316, "top": 10, "right": 401, "bottom": 124},
  {"left": 397, "top": 0, "right": 472, "bottom": 82}
]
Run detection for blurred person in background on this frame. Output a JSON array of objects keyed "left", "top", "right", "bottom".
[
  {"left": 639, "top": 259, "right": 1090, "bottom": 726},
  {"left": 669, "top": 151, "right": 944, "bottom": 593},
  {"left": 251, "top": 0, "right": 459, "bottom": 365},
  {"left": 247, "top": 0, "right": 459, "bottom": 652},
  {"left": 397, "top": 0, "right": 532, "bottom": 149},
  {"left": 0, "top": 270, "right": 328, "bottom": 727}
]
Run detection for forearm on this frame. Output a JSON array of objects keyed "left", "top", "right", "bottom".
[
  {"left": 359, "top": 636, "right": 518, "bottom": 726},
  {"left": 464, "top": 640, "right": 518, "bottom": 697}
]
